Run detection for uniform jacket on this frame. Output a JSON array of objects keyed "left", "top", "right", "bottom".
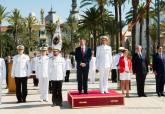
[
  {"left": 12, "top": 54, "right": 31, "bottom": 78},
  {"left": 36, "top": 56, "right": 49, "bottom": 78},
  {"left": 96, "top": 45, "right": 113, "bottom": 70},
  {"left": 0, "top": 58, "right": 6, "bottom": 81},
  {"left": 48, "top": 55, "right": 65, "bottom": 81}
]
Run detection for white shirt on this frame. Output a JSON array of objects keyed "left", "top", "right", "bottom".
[
  {"left": 31, "top": 56, "right": 38, "bottom": 71},
  {"left": 89, "top": 56, "right": 96, "bottom": 70},
  {"left": 124, "top": 57, "right": 129, "bottom": 72},
  {"left": 112, "top": 53, "right": 123, "bottom": 69},
  {"left": 36, "top": 56, "right": 49, "bottom": 78},
  {"left": 65, "top": 58, "right": 72, "bottom": 70},
  {"left": 12, "top": 54, "right": 31, "bottom": 78},
  {"left": 49, "top": 55, "right": 66, "bottom": 81},
  {"left": 96, "top": 45, "right": 113, "bottom": 70},
  {"left": 0, "top": 58, "right": 6, "bottom": 81}
]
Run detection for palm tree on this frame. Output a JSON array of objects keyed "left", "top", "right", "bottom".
[
  {"left": 131, "top": 0, "right": 139, "bottom": 54},
  {"left": 25, "top": 13, "right": 37, "bottom": 51},
  {"left": 126, "top": 3, "right": 145, "bottom": 45},
  {"left": 149, "top": 24, "right": 157, "bottom": 53},
  {"left": 80, "top": 0, "right": 109, "bottom": 34},
  {"left": 79, "top": 7, "right": 101, "bottom": 54},
  {"left": 67, "top": 16, "right": 78, "bottom": 44},
  {"left": 8, "top": 9, "right": 22, "bottom": 45},
  {"left": 45, "top": 21, "right": 57, "bottom": 44},
  {"left": 146, "top": 0, "right": 150, "bottom": 64},
  {"left": 0, "top": 5, "right": 8, "bottom": 57}
]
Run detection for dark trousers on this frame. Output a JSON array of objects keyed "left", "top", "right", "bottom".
[
  {"left": 15, "top": 77, "right": 28, "bottom": 101},
  {"left": 156, "top": 74, "right": 165, "bottom": 94},
  {"left": 52, "top": 81, "right": 63, "bottom": 105},
  {"left": 111, "top": 69, "right": 118, "bottom": 82},
  {"left": 49, "top": 81, "right": 52, "bottom": 93},
  {"left": 65, "top": 70, "right": 70, "bottom": 82},
  {"left": 77, "top": 67, "right": 89, "bottom": 93},
  {"left": 136, "top": 74, "right": 146, "bottom": 96},
  {"left": 32, "top": 71, "right": 39, "bottom": 86}
]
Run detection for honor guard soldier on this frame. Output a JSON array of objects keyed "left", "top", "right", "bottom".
[
  {"left": 49, "top": 48, "right": 65, "bottom": 107},
  {"left": 36, "top": 47, "right": 49, "bottom": 102},
  {"left": 96, "top": 36, "right": 113, "bottom": 94},
  {"left": 88, "top": 50, "right": 96, "bottom": 84},
  {"left": 64, "top": 54, "right": 72, "bottom": 82},
  {"left": 12, "top": 45, "right": 31, "bottom": 103},
  {"left": 31, "top": 52, "right": 39, "bottom": 86},
  {"left": 0, "top": 57, "right": 6, "bottom": 104},
  {"left": 47, "top": 46, "right": 53, "bottom": 93}
]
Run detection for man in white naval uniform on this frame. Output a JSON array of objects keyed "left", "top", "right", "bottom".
[
  {"left": 65, "top": 54, "right": 72, "bottom": 82},
  {"left": 12, "top": 45, "right": 31, "bottom": 103},
  {"left": 0, "top": 58, "right": 6, "bottom": 104},
  {"left": 47, "top": 46, "right": 53, "bottom": 93},
  {"left": 36, "top": 47, "right": 49, "bottom": 102},
  {"left": 89, "top": 50, "right": 96, "bottom": 84},
  {"left": 49, "top": 49, "right": 65, "bottom": 107},
  {"left": 31, "top": 52, "right": 39, "bottom": 86},
  {"left": 96, "top": 36, "right": 113, "bottom": 94}
]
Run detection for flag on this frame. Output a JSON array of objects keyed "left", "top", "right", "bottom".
[{"left": 52, "top": 23, "right": 62, "bottom": 51}]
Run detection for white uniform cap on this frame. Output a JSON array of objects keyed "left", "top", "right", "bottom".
[
  {"left": 17, "top": 45, "right": 24, "bottom": 50},
  {"left": 40, "top": 47, "right": 48, "bottom": 51},
  {"left": 119, "top": 47, "right": 125, "bottom": 51},
  {"left": 52, "top": 48, "right": 61, "bottom": 52},
  {"left": 100, "top": 35, "right": 109, "bottom": 40}
]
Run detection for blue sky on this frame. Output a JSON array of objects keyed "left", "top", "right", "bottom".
[{"left": 0, "top": 0, "right": 133, "bottom": 25}]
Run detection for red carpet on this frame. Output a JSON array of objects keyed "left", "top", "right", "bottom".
[{"left": 68, "top": 90, "right": 124, "bottom": 108}]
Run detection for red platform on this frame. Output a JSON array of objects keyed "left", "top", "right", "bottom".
[{"left": 68, "top": 90, "right": 124, "bottom": 108}]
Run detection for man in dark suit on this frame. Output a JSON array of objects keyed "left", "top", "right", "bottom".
[
  {"left": 132, "top": 45, "right": 148, "bottom": 97},
  {"left": 75, "top": 38, "right": 92, "bottom": 94},
  {"left": 153, "top": 46, "right": 165, "bottom": 97}
]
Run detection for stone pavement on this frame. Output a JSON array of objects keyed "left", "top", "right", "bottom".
[{"left": 0, "top": 71, "right": 165, "bottom": 114}]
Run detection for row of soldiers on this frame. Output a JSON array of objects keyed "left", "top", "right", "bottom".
[{"left": 0, "top": 35, "right": 165, "bottom": 106}]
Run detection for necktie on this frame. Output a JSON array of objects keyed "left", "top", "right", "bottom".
[{"left": 81, "top": 47, "right": 84, "bottom": 62}]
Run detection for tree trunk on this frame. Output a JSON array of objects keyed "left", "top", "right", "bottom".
[
  {"left": 119, "top": 2, "right": 123, "bottom": 47},
  {"left": 93, "top": 30, "right": 97, "bottom": 56},
  {"left": 132, "top": 0, "right": 139, "bottom": 54},
  {"left": 146, "top": 0, "right": 150, "bottom": 64},
  {"left": 114, "top": 0, "right": 119, "bottom": 53},
  {"left": 0, "top": 22, "right": 2, "bottom": 57},
  {"left": 139, "top": 21, "right": 143, "bottom": 45}
]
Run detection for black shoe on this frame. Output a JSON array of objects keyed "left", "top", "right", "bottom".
[
  {"left": 17, "top": 100, "right": 22, "bottom": 103},
  {"left": 78, "top": 91, "right": 82, "bottom": 95},
  {"left": 22, "top": 99, "right": 26, "bottom": 103},
  {"left": 51, "top": 104, "right": 56, "bottom": 107},
  {"left": 157, "top": 93, "right": 161, "bottom": 97},
  {"left": 84, "top": 92, "right": 88, "bottom": 94},
  {"left": 142, "top": 94, "right": 147, "bottom": 97},
  {"left": 161, "top": 93, "right": 165, "bottom": 96}
]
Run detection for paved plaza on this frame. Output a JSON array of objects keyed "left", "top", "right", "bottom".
[{"left": 0, "top": 71, "right": 165, "bottom": 114}]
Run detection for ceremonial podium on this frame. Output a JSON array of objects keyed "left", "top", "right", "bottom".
[
  {"left": 8, "top": 63, "right": 16, "bottom": 93},
  {"left": 68, "top": 90, "right": 124, "bottom": 108}
]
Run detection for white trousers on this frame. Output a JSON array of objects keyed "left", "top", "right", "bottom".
[
  {"left": 99, "top": 68, "right": 110, "bottom": 93},
  {"left": 0, "top": 80, "right": 2, "bottom": 103},
  {"left": 88, "top": 69, "right": 96, "bottom": 83},
  {"left": 39, "top": 77, "right": 49, "bottom": 101}
]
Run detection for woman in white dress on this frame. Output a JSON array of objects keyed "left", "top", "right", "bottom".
[{"left": 119, "top": 49, "right": 132, "bottom": 97}]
